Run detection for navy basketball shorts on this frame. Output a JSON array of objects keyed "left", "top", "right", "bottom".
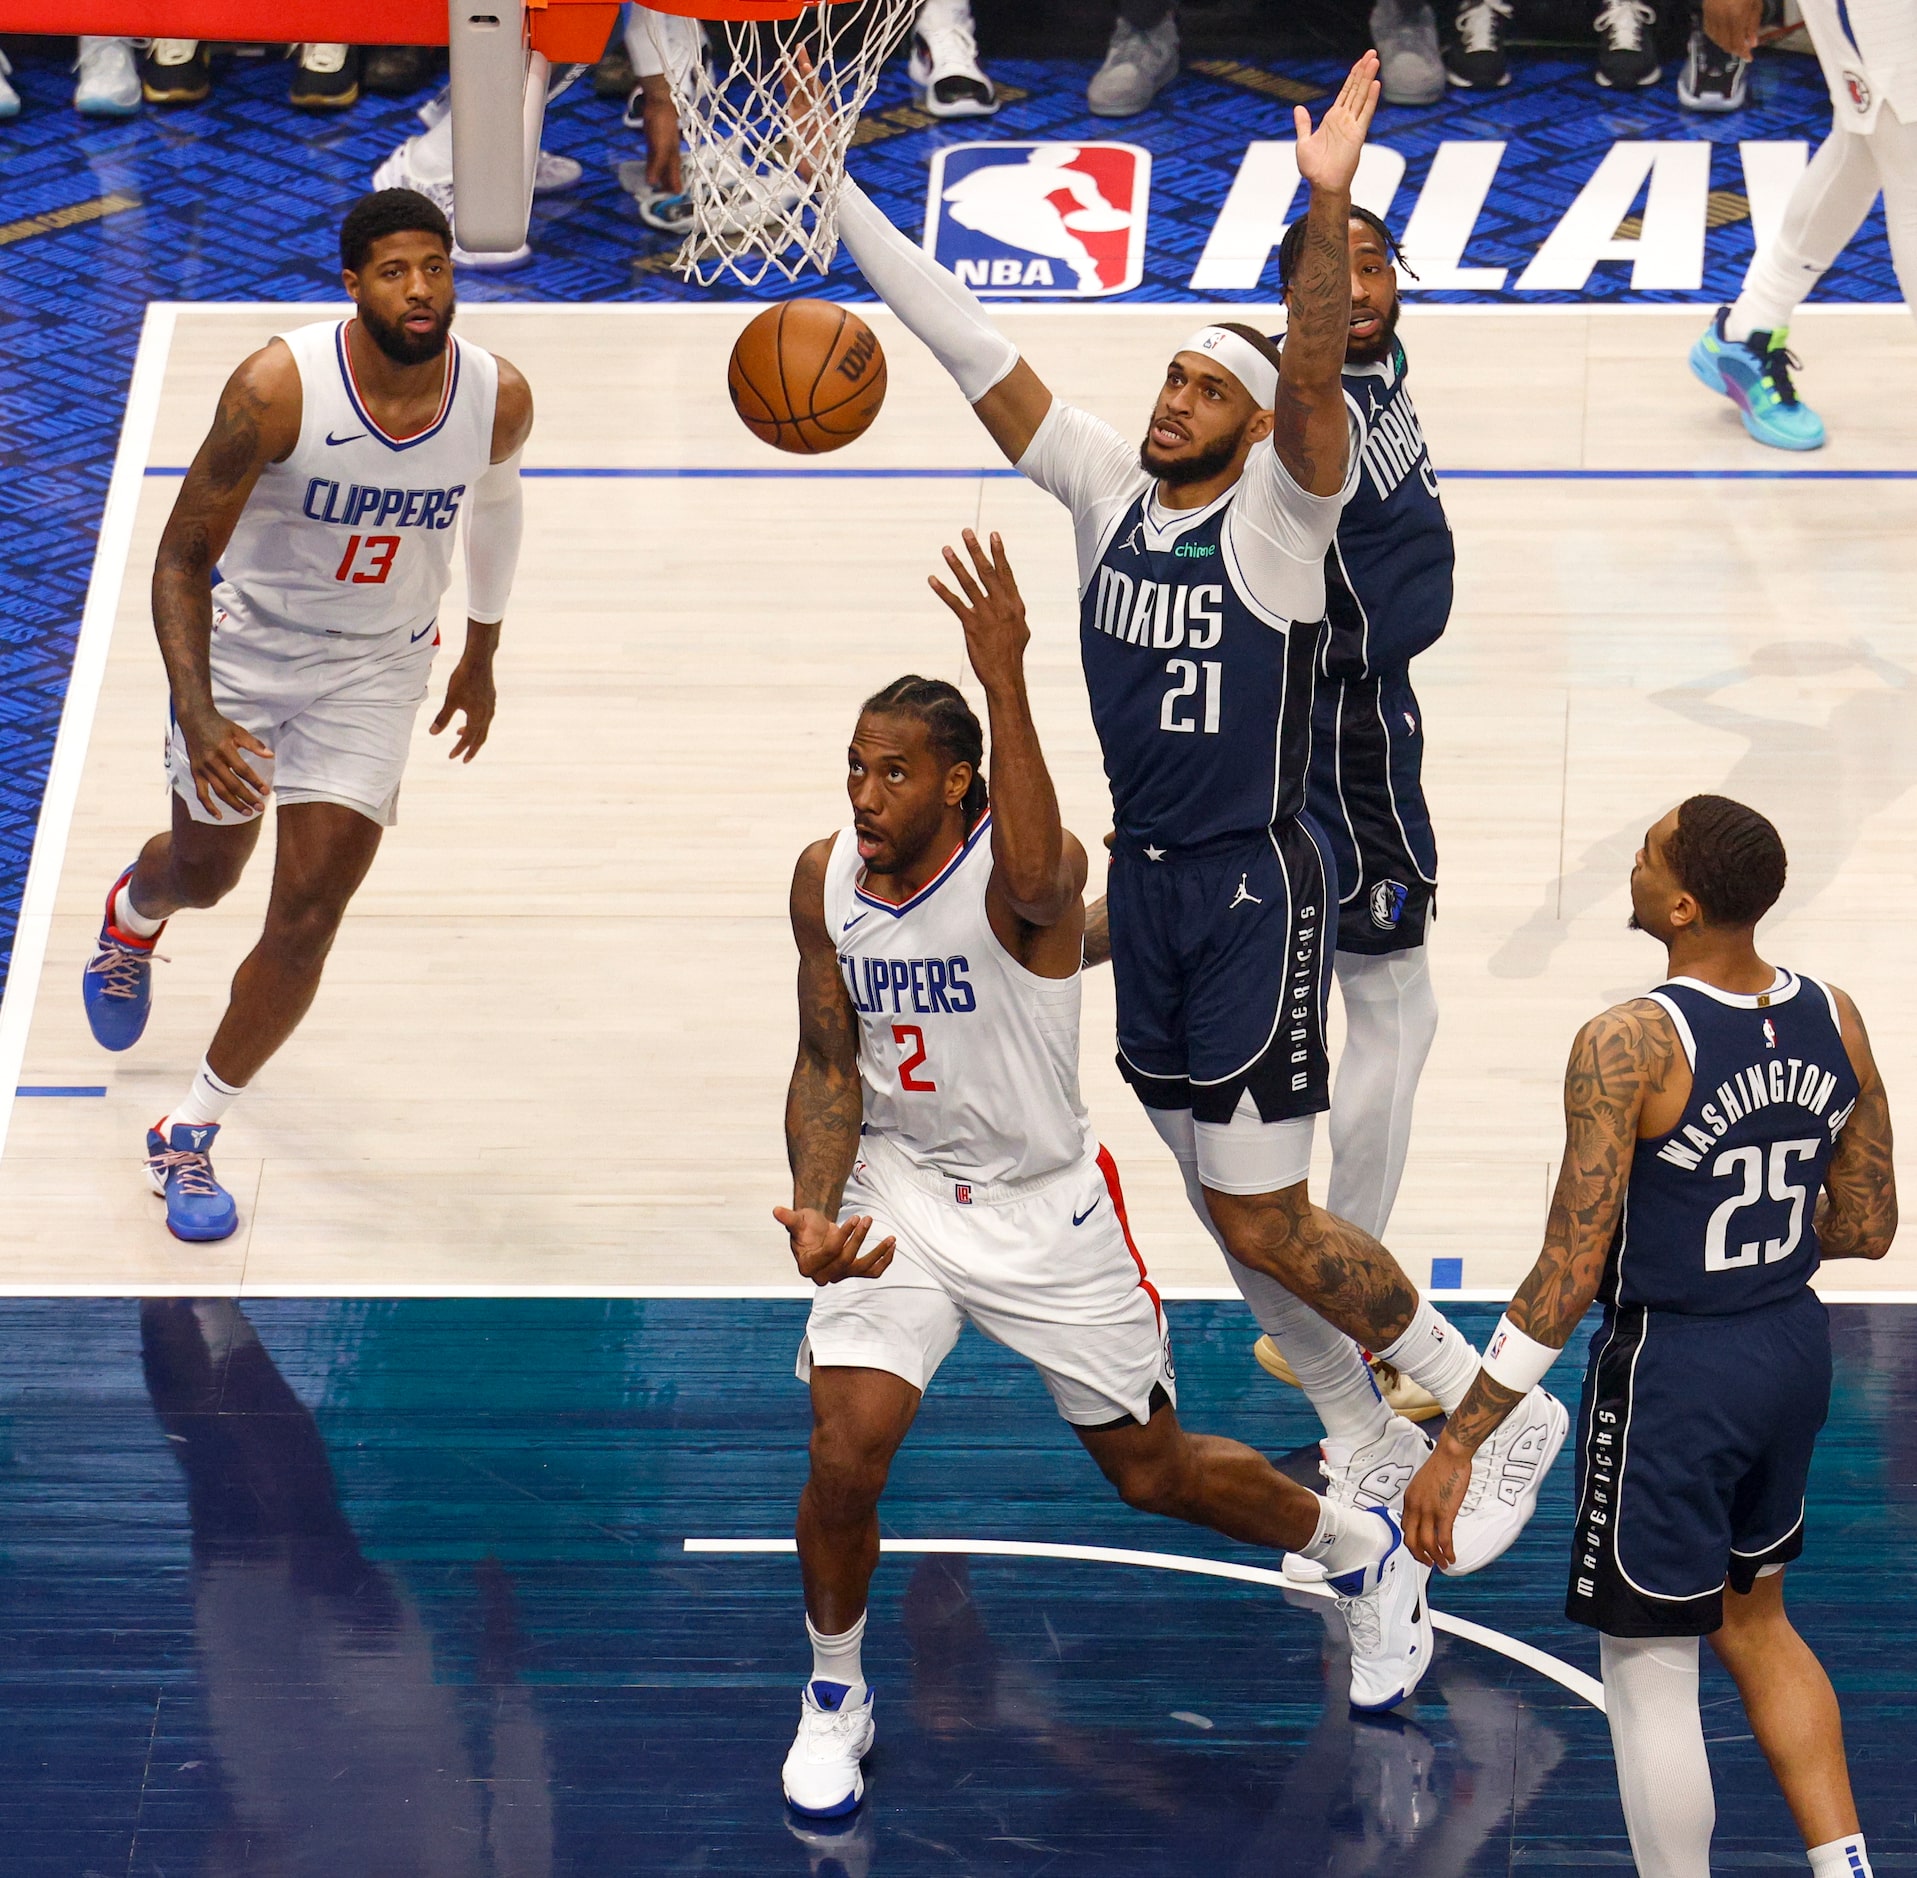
[
  {"left": 1107, "top": 815, "right": 1335, "bottom": 1126},
  {"left": 1307, "top": 672, "right": 1437, "bottom": 958},
  {"left": 1567, "top": 1289, "right": 1831, "bottom": 1638}
]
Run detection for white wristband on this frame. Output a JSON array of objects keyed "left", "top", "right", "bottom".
[{"left": 1481, "top": 1313, "right": 1559, "bottom": 1395}]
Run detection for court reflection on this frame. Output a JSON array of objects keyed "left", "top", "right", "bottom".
[
  {"left": 140, "top": 1300, "right": 554, "bottom": 1877},
  {"left": 786, "top": 1550, "right": 1566, "bottom": 1876}
]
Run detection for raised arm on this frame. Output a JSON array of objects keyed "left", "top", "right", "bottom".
[
  {"left": 928, "top": 531, "right": 1088, "bottom": 972},
  {"left": 1272, "top": 52, "right": 1379, "bottom": 496},
  {"left": 831, "top": 178, "right": 1053, "bottom": 463},
  {"left": 1816, "top": 986, "right": 1897, "bottom": 1260},
  {"left": 153, "top": 341, "right": 301, "bottom": 817},
  {"left": 1403, "top": 1000, "right": 1670, "bottom": 1568},
  {"left": 772, "top": 838, "right": 896, "bottom": 1285}
]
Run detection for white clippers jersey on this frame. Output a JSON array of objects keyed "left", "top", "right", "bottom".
[
  {"left": 213, "top": 319, "right": 498, "bottom": 640},
  {"left": 825, "top": 817, "right": 1093, "bottom": 1188}
]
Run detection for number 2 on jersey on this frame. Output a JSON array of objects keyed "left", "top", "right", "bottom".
[
  {"left": 333, "top": 534, "right": 401, "bottom": 584},
  {"left": 892, "top": 1023, "right": 937, "bottom": 1093},
  {"left": 1161, "top": 659, "right": 1222, "bottom": 734},
  {"left": 1704, "top": 1137, "right": 1820, "bottom": 1270}
]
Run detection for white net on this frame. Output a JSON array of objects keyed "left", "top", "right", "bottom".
[{"left": 646, "top": 1, "right": 916, "bottom": 286}]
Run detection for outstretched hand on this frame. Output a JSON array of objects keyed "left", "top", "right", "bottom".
[
  {"left": 774, "top": 1204, "right": 897, "bottom": 1285},
  {"left": 1293, "top": 50, "right": 1380, "bottom": 194},
  {"left": 928, "top": 529, "right": 1030, "bottom": 696}
]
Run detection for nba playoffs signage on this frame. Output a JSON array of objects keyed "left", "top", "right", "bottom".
[{"left": 924, "top": 142, "right": 1151, "bottom": 298}]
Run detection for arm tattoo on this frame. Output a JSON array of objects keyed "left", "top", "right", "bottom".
[
  {"left": 786, "top": 852, "right": 864, "bottom": 1216},
  {"left": 1440, "top": 1001, "right": 1671, "bottom": 1456},
  {"left": 1815, "top": 1017, "right": 1896, "bottom": 1258},
  {"left": 1271, "top": 184, "right": 1351, "bottom": 490}
]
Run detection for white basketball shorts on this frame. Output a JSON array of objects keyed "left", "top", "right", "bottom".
[
  {"left": 167, "top": 605, "right": 440, "bottom": 828},
  {"left": 798, "top": 1133, "right": 1175, "bottom": 1428},
  {"left": 1799, "top": 0, "right": 1917, "bottom": 132}
]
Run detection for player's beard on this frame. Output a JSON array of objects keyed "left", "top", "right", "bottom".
[
  {"left": 359, "top": 298, "right": 453, "bottom": 366},
  {"left": 1139, "top": 422, "right": 1246, "bottom": 490},
  {"left": 1346, "top": 294, "right": 1401, "bottom": 366}
]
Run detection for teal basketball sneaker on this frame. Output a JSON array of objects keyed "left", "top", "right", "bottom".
[{"left": 1690, "top": 308, "right": 1826, "bottom": 451}]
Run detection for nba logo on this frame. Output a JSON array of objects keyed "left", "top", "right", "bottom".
[{"left": 924, "top": 142, "right": 1151, "bottom": 298}]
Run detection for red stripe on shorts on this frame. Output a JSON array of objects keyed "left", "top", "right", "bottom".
[{"left": 1096, "top": 1144, "right": 1161, "bottom": 1323}]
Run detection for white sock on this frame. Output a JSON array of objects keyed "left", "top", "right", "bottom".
[
  {"left": 163, "top": 1057, "right": 243, "bottom": 1134},
  {"left": 1728, "top": 126, "right": 1879, "bottom": 339},
  {"left": 1327, "top": 947, "right": 1439, "bottom": 1241},
  {"left": 1599, "top": 1633, "right": 1714, "bottom": 1878},
  {"left": 1144, "top": 1106, "right": 1391, "bottom": 1445},
  {"left": 1375, "top": 1296, "right": 1482, "bottom": 1414},
  {"left": 1808, "top": 1836, "right": 1873, "bottom": 1878},
  {"left": 806, "top": 1611, "right": 866, "bottom": 1696},
  {"left": 112, "top": 878, "right": 165, "bottom": 940},
  {"left": 1298, "top": 1497, "right": 1392, "bottom": 1577}
]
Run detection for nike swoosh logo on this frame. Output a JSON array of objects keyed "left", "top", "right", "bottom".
[
  {"left": 1072, "top": 1199, "right": 1100, "bottom": 1226},
  {"left": 325, "top": 430, "right": 367, "bottom": 447},
  {"left": 410, "top": 624, "right": 435, "bottom": 643},
  {"left": 841, "top": 912, "right": 869, "bottom": 933}
]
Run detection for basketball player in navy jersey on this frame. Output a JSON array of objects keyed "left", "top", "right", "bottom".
[
  {"left": 776, "top": 531, "right": 1431, "bottom": 1817},
  {"left": 1404, "top": 797, "right": 1894, "bottom": 1878},
  {"left": 78, "top": 189, "right": 532, "bottom": 1241},
  {"left": 811, "top": 52, "right": 1564, "bottom": 1576}
]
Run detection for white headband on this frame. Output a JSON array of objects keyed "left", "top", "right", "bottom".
[{"left": 1180, "top": 326, "right": 1279, "bottom": 409}]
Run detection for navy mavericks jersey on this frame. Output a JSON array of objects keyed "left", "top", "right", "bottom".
[
  {"left": 1604, "top": 972, "right": 1860, "bottom": 1316},
  {"left": 1081, "top": 493, "right": 1322, "bottom": 850},
  {"left": 1323, "top": 342, "right": 1454, "bottom": 683}
]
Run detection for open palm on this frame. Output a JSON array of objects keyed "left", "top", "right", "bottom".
[{"left": 1293, "top": 50, "right": 1381, "bottom": 194}]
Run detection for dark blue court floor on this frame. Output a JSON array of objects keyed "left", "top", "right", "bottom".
[{"left": 1, "top": 1297, "right": 1911, "bottom": 1876}]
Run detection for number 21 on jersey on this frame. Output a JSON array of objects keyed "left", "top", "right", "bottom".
[{"left": 1161, "top": 658, "right": 1222, "bottom": 734}]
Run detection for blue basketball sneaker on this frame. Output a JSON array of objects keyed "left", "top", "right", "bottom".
[
  {"left": 146, "top": 1120, "right": 239, "bottom": 1242},
  {"left": 1690, "top": 308, "right": 1826, "bottom": 451},
  {"left": 82, "top": 865, "right": 164, "bottom": 1051}
]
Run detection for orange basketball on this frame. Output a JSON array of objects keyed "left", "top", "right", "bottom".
[{"left": 727, "top": 299, "right": 888, "bottom": 455}]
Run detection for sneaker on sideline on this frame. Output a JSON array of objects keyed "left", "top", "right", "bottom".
[
  {"left": 146, "top": 1121, "right": 239, "bottom": 1244},
  {"left": 1445, "top": 1386, "right": 1570, "bottom": 1576},
  {"left": 782, "top": 1680, "right": 876, "bottom": 1817},
  {"left": 1371, "top": 0, "right": 1446, "bottom": 104},
  {"left": 1595, "top": 0, "right": 1661, "bottom": 88},
  {"left": 909, "top": 0, "right": 998, "bottom": 117},
  {"left": 140, "top": 39, "right": 210, "bottom": 105},
  {"left": 1690, "top": 308, "right": 1827, "bottom": 450},
  {"left": 1087, "top": 15, "right": 1178, "bottom": 116},
  {"left": 291, "top": 42, "right": 360, "bottom": 110},
  {"left": 1444, "top": 0, "right": 1513, "bottom": 87},
  {"left": 75, "top": 36, "right": 142, "bottom": 116},
  {"left": 371, "top": 140, "right": 533, "bottom": 270}
]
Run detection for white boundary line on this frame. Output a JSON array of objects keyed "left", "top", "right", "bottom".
[
  {"left": 0, "top": 302, "right": 175, "bottom": 1166},
  {"left": 159, "top": 301, "right": 1912, "bottom": 320},
  {"left": 0, "top": 1282, "right": 1910, "bottom": 1301},
  {"left": 682, "top": 1535, "right": 1608, "bottom": 1711}
]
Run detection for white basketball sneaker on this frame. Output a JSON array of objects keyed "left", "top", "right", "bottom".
[
  {"left": 1283, "top": 1414, "right": 1433, "bottom": 1584},
  {"left": 781, "top": 1680, "right": 875, "bottom": 1818},
  {"left": 371, "top": 140, "right": 532, "bottom": 271},
  {"left": 1329, "top": 1507, "right": 1433, "bottom": 1713},
  {"left": 1445, "top": 1386, "right": 1569, "bottom": 1576},
  {"left": 908, "top": 0, "right": 998, "bottom": 117}
]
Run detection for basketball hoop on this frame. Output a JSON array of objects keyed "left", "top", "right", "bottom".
[{"left": 638, "top": 0, "right": 916, "bottom": 286}]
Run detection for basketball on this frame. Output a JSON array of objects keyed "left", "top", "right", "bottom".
[{"left": 727, "top": 300, "right": 888, "bottom": 455}]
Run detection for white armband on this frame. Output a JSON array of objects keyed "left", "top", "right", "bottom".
[
  {"left": 834, "top": 178, "right": 1020, "bottom": 405},
  {"left": 463, "top": 448, "right": 522, "bottom": 627},
  {"left": 1482, "top": 1313, "right": 1560, "bottom": 1395}
]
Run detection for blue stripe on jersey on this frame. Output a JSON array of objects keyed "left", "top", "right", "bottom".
[
  {"left": 853, "top": 811, "right": 993, "bottom": 916},
  {"left": 1605, "top": 973, "right": 1860, "bottom": 1316},
  {"left": 1081, "top": 493, "right": 1320, "bottom": 850},
  {"left": 334, "top": 324, "right": 463, "bottom": 453}
]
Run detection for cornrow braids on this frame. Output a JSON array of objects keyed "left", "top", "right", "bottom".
[
  {"left": 1665, "top": 794, "right": 1788, "bottom": 929},
  {"left": 861, "top": 674, "right": 988, "bottom": 830},
  {"left": 1275, "top": 204, "right": 1416, "bottom": 291}
]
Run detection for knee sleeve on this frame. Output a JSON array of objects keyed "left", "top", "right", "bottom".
[
  {"left": 1599, "top": 1633, "right": 1715, "bottom": 1878},
  {"left": 1326, "top": 947, "right": 1439, "bottom": 1240}
]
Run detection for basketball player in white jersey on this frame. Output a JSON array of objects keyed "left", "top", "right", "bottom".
[
  {"left": 80, "top": 189, "right": 531, "bottom": 1242},
  {"left": 776, "top": 531, "right": 1431, "bottom": 1819},
  {"left": 1689, "top": 0, "right": 1917, "bottom": 447},
  {"left": 796, "top": 51, "right": 1565, "bottom": 1571}
]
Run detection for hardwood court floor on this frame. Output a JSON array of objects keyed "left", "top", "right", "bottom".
[{"left": 2, "top": 304, "right": 1913, "bottom": 1294}]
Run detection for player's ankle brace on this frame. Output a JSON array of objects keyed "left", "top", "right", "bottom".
[{"left": 1808, "top": 1837, "right": 1873, "bottom": 1878}]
